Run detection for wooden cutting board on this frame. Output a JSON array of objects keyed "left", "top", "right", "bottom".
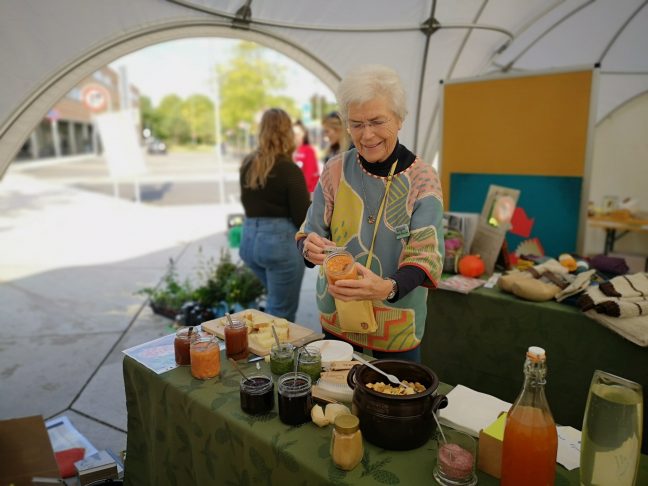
[{"left": 201, "top": 309, "right": 321, "bottom": 356}]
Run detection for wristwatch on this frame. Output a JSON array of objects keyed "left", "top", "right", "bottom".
[{"left": 385, "top": 278, "right": 398, "bottom": 300}]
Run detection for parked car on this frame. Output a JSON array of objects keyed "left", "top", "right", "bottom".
[{"left": 147, "top": 138, "right": 167, "bottom": 155}]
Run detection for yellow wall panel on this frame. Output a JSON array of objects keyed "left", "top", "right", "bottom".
[{"left": 441, "top": 70, "right": 593, "bottom": 204}]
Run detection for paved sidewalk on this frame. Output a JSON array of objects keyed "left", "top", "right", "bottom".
[{"left": 0, "top": 171, "right": 319, "bottom": 461}]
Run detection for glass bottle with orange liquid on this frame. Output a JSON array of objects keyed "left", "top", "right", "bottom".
[{"left": 501, "top": 346, "right": 558, "bottom": 486}]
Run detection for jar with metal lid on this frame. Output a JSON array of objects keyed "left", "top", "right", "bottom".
[
  {"left": 331, "top": 414, "right": 364, "bottom": 471},
  {"left": 270, "top": 343, "right": 295, "bottom": 375},
  {"left": 323, "top": 249, "right": 357, "bottom": 285},
  {"left": 297, "top": 346, "right": 322, "bottom": 383},
  {"left": 174, "top": 326, "right": 195, "bottom": 366},
  {"left": 277, "top": 372, "right": 312, "bottom": 425},
  {"left": 239, "top": 374, "right": 274, "bottom": 415},
  {"left": 224, "top": 318, "right": 248, "bottom": 361}
]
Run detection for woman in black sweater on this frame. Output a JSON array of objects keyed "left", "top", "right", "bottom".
[{"left": 239, "top": 108, "right": 311, "bottom": 321}]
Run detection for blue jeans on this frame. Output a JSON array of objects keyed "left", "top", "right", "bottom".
[
  {"left": 322, "top": 330, "right": 421, "bottom": 363},
  {"left": 240, "top": 218, "right": 305, "bottom": 322}
]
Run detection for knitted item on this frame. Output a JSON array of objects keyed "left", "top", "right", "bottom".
[
  {"left": 585, "top": 310, "right": 648, "bottom": 347},
  {"left": 498, "top": 258, "right": 569, "bottom": 294},
  {"left": 555, "top": 269, "right": 596, "bottom": 302},
  {"left": 511, "top": 279, "right": 561, "bottom": 302},
  {"left": 578, "top": 284, "right": 648, "bottom": 318},
  {"left": 599, "top": 273, "right": 648, "bottom": 298}
]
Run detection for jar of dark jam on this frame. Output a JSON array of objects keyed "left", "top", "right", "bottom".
[
  {"left": 174, "top": 326, "right": 195, "bottom": 366},
  {"left": 297, "top": 346, "right": 322, "bottom": 383},
  {"left": 277, "top": 372, "right": 313, "bottom": 426},
  {"left": 239, "top": 374, "right": 274, "bottom": 415},
  {"left": 225, "top": 318, "right": 248, "bottom": 361},
  {"left": 270, "top": 343, "right": 295, "bottom": 375}
]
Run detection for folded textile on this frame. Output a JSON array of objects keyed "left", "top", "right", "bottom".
[
  {"left": 578, "top": 285, "right": 648, "bottom": 318},
  {"left": 588, "top": 254, "right": 629, "bottom": 276},
  {"left": 498, "top": 258, "right": 568, "bottom": 293},
  {"left": 599, "top": 273, "right": 648, "bottom": 298},
  {"left": 438, "top": 384, "right": 512, "bottom": 437},
  {"left": 555, "top": 269, "right": 596, "bottom": 302},
  {"left": 585, "top": 310, "right": 648, "bottom": 347},
  {"left": 512, "top": 279, "right": 560, "bottom": 302}
]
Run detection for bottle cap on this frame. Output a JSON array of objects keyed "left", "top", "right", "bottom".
[
  {"left": 334, "top": 414, "right": 359, "bottom": 434},
  {"left": 527, "top": 346, "right": 546, "bottom": 361}
]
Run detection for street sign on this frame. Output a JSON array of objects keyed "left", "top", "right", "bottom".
[
  {"left": 81, "top": 83, "right": 111, "bottom": 113},
  {"left": 46, "top": 109, "right": 60, "bottom": 121}
]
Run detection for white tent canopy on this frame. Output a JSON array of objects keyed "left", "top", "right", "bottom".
[
  {"left": 2, "top": 0, "right": 646, "bottom": 174},
  {"left": 1, "top": 0, "right": 647, "bottom": 257}
]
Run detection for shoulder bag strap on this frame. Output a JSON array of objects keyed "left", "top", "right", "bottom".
[{"left": 366, "top": 160, "right": 398, "bottom": 269}]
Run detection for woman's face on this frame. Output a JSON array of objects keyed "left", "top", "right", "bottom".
[
  {"left": 293, "top": 125, "right": 305, "bottom": 146},
  {"left": 347, "top": 96, "right": 402, "bottom": 163},
  {"left": 323, "top": 125, "right": 339, "bottom": 145}
]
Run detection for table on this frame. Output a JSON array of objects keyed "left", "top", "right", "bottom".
[
  {"left": 122, "top": 353, "right": 641, "bottom": 485},
  {"left": 588, "top": 211, "right": 648, "bottom": 255},
  {"left": 422, "top": 286, "right": 648, "bottom": 454}
]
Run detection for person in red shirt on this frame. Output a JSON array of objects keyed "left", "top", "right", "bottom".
[{"left": 293, "top": 120, "right": 320, "bottom": 193}]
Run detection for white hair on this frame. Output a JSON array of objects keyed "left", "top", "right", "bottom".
[{"left": 336, "top": 64, "right": 408, "bottom": 122}]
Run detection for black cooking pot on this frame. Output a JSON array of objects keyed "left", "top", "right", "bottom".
[{"left": 347, "top": 359, "right": 448, "bottom": 451}]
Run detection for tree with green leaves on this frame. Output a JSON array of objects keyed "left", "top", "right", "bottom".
[
  {"left": 157, "top": 94, "right": 190, "bottom": 145},
  {"left": 181, "top": 94, "right": 215, "bottom": 145},
  {"left": 217, "top": 42, "right": 298, "bottom": 149}
]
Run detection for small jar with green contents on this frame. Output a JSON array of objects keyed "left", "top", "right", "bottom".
[
  {"left": 297, "top": 346, "right": 322, "bottom": 383},
  {"left": 270, "top": 343, "right": 295, "bottom": 375}
]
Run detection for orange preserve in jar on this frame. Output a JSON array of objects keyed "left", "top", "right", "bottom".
[
  {"left": 190, "top": 336, "right": 221, "bottom": 379},
  {"left": 324, "top": 250, "right": 357, "bottom": 285}
]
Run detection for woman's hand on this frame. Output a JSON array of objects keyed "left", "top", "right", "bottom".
[
  {"left": 302, "top": 232, "right": 335, "bottom": 266},
  {"left": 328, "top": 263, "right": 393, "bottom": 301}
]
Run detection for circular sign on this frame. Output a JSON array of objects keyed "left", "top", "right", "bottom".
[{"left": 81, "top": 84, "right": 111, "bottom": 112}]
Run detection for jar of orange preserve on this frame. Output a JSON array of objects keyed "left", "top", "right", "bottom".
[
  {"left": 190, "top": 336, "right": 221, "bottom": 379},
  {"left": 324, "top": 249, "right": 357, "bottom": 285}
]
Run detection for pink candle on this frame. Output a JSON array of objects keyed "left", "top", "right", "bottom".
[{"left": 438, "top": 443, "right": 474, "bottom": 479}]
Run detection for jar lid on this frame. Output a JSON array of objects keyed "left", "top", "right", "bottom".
[
  {"left": 227, "top": 319, "right": 246, "bottom": 329},
  {"left": 334, "top": 414, "right": 359, "bottom": 434}
]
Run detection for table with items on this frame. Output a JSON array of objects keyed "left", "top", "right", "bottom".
[
  {"left": 422, "top": 285, "right": 648, "bottom": 454},
  {"left": 122, "top": 346, "right": 648, "bottom": 485}
]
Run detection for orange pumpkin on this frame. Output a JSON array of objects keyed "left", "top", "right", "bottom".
[{"left": 458, "top": 255, "right": 485, "bottom": 278}]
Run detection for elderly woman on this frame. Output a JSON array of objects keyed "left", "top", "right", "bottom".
[
  {"left": 240, "top": 108, "right": 311, "bottom": 322},
  {"left": 296, "top": 64, "right": 444, "bottom": 362}
]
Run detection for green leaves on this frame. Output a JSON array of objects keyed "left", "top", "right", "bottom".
[{"left": 360, "top": 451, "right": 400, "bottom": 484}]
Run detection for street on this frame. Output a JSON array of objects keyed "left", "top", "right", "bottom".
[{"left": 9, "top": 151, "right": 245, "bottom": 206}]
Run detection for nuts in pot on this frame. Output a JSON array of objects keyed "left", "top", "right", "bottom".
[{"left": 365, "top": 381, "right": 426, "bottom": 395}]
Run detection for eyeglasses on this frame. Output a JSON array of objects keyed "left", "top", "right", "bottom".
[{"left": 348, "top": 118, "right": 391, "bottom": 133}]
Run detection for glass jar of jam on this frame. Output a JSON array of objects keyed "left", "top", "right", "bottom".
[
  {"left": 239, "top": 374, "right": 274, "bottom": 415},
  {"left": 277, "top": 372, "right": 313, "bottom": 426},
  {"left": 324, "top": 249, "right": 357, "bottom": 285},
  {"left": 297, "top": 346, "right": 322, "bottom": 383},
  {"left": 224, "top": 318, "right": 248, "bottom": 361},
  {"left": 174, "top": 326, "right": 195, "bottom": 366},
  {"left": 270, "top": 343, "right": 295, "bottom": 375},
  {"left": 190, "top": 336, "right": 221, "bottom": 380},
  {"left": 331, "top": 414, "right": 364, "bottom": 471}
]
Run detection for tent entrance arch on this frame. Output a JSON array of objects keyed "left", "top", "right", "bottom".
[{"left": 0, "top": 21, "right": 340, "bottom": 177}]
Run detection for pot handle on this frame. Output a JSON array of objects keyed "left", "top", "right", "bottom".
[
  {"left": 430, "top": 394, "right": 448, "bottom": 413},
  {"left": 346, "top": 364, "right": 361, "bottom": 390}
]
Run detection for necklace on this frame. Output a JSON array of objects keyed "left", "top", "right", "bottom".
[{"left": 360, "top": 170, "right": 384, "bottom": 225}]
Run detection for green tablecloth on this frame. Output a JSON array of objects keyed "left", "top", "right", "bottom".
[
  {"left": 423, "top": 286, "right": 648, "bottom": 454},
  {"left": 122, "top": 353, "right": 647, "bottom": 485}
]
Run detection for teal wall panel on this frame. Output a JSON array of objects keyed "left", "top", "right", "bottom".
[{"left": 449, "top": 173, "right": 582, "bottom": 258}]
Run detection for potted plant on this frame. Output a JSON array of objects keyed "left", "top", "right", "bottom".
[
  {"left": 137, "top": 248, "right": 266, "bottom": 322},
  {"left": 136, "top": 258, "right": 195, "bottom": 319}
]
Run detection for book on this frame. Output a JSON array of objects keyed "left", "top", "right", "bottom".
[
  {"left": 438, "top": 275, "right": 486, "bottom": 294},
  {"left": 75, "top": 449, "right": 121, "bottom": 485}
]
